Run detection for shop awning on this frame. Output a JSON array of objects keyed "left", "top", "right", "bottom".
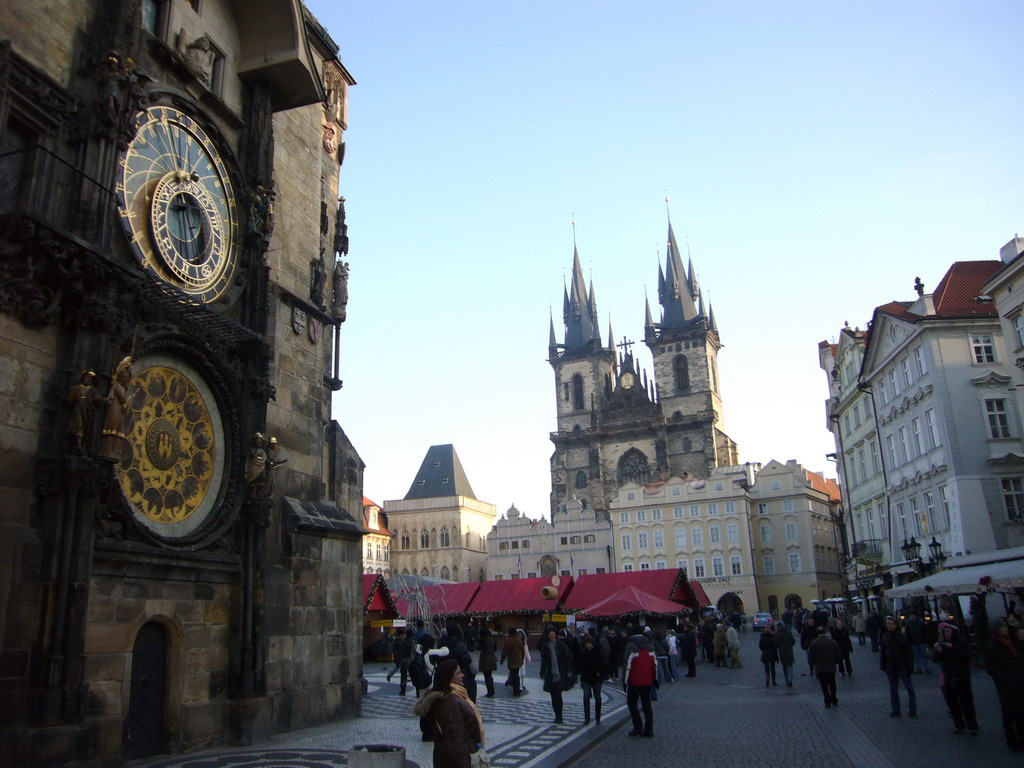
[
  {"left": 394, "top": 581, "right": 481, "bottom": 618},
  {"left": 561, "top": 568, "right": 707, "bottom": 612},
  {"left": 581, "top": 585, "right": 686, "bottom": 619},
  {"left": 884, "top": 558, "right": 1024, "bottom": 599},
  {"left": 466, "top": 576, "right": 574, "bottom": 616}
]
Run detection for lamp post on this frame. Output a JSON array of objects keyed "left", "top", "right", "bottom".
[
  {"left": 901, "top": 536, "right": 923, "bottom": 574},
  {"left": 927, "top": 536, "right": 947, "bottom": 569}
]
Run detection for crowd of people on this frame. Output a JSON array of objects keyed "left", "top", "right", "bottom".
[{"left": 390, "top": 603, "right": 1024, "bottom": 766}]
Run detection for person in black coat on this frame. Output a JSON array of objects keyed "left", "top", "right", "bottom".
[
  {"left": 830, "top": 618, "right": 854, "bottom": 677},
  {"left": 800, "top": 620, "right": 819, "bottom": 676},
  {"left": 539, "top": 628, "right": 575, "bottom": 724},
  {"left": 700, "top": 618, "right": 716, "bottom": 663},
  {"left": 879, "top": 616, "right": 916, "bottom": 717},
  {"left": 934, "top": 622, "right": 978, "bottom": 734},
  {"left": 983, "top": 619, "right": 1024, "bottom": 751},
  {"left": 576, "top": 634, "right": 608, "bottom": 725},
  {"left": 866, "top": 610, "right": 883, "bottom": 652},
  {"left": 678, "top": 623, "right": 698, "bottom": 678},
  {"left": 440, "top": 623, "right": 477, "bottom": 702},
  {"left": 759, "top": 625, "right": 779, "bottom": 687}
]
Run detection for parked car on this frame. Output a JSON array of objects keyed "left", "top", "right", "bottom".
[{"left": 752, "top": 612, "right": 774, "bottom": 631}]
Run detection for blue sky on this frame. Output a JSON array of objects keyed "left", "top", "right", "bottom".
[{"left": 309, "top": 1, "right": 1024, "bottom": 519}]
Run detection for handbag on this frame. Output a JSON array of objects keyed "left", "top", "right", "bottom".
[{"left": 470, "top": 747, "right": 491, "bottom": 768}]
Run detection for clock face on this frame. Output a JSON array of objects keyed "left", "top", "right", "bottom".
[
  {"left": 117, "top": 106, "right": 239, "bottom": 303},
  {"left": 620, "top": 372, "right": 635, "bottom": 389},
  {"left": 117, "top": 354, "right": 226, "bottom": 541}
]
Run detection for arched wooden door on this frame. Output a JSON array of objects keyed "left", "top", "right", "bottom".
[{"left": 124, "top": 622, "right": 168, "bottom": 759}]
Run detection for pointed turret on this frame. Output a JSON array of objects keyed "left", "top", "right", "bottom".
[
  {"left": 607, "top": 316, "right": 615, "bottom": 351},
  {"left": 708, "top": 302, "right": 719, "bottom": 334},
  {"left": 660, "top": 221, "right": 700, "bottom": 328},
  {"left": 644, "top": 295, "right": 655, "bottom": 335},
  {"left": 563, "top": 245, "right": 600, "bottom": 350},
  {"left": 549, "top": 308, "right": 558, "bottom": 354}
]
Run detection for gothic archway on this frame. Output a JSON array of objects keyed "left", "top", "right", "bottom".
[
  {"left": 125, "top": 622, "right": 169, "bottom": 759},
  {"left": 618, "top": 448, "right": 650, "bottom": 486},
  {"left": 716, "top": 592, "right": 744, "bottom": 615},
  {"left": 785, "top": 593, "right": 803, "bottom": 610}
]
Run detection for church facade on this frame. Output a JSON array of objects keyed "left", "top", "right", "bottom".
[
  {"left": 548, "top": 223, "right": 739, "bottom": 519},
  {"left": 0, "top": 2, "right": 365, "bottom": 764}
]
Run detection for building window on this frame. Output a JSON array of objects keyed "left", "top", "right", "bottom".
[
  {"left": 709, "top": 525, "right": 721, "bottom": 545},
  {"left": 673, "top": 506, "right": 684, "bottom": 519},
  {"left": 420, "top": 529, "right": 429, "bottom": 548},
  {"left": 440, "top": 566, "right": 450, "bottom": 580},
  {"left": 1015, "top": 316, "right": 1024, "bottom": 350},
  {"left": 401, "top": 530, "right": 410, "bottom": 549},
  {"left": 689, "top": 505, "right": 700, "bottom": 517},
  {"left": 677, "top": 558, "right": 688, "bottom": 571},
  {"left": 870, "top": 441, "right": 880, "bottom": 474},
  {"left": 901, "top": 357, "right": 913, "bottom": 388},
  {"left": 691, "top": 527, "right": 703, "bottom": 547},
  {"left": 714, "top": 482, "right": 724, "bottom": 492},
  {"left": 914, "top": 345, "right": 928, "bottom": 376},
  {"left": 789, "top": 553, "right": 801, "bottom": 573},
  {"left": 674, "top": 355, "right": 690, "bottom": 390},
  {"left": 879, "top": 377, "right": 889, "bottom": 405},
  {"left": 572, "top": 374, "right": 585, "bottom": 409},
  {"left": 1001, "top": 478, "right": 1024, "bottom": 522},
  {"left": 621, "top": 533, "right": 632, "bottom": 551},
  {"left": 866, "top": 507, "right": 876, "bottom": 538},
  {"left": 619, "top": 511, "right": 630, "bottom": 524},
  {"left": 712, "top": 556, "right": 724, "bottom": 577},
  {"left": 886, "top": 435, "right": 897, "bottom": 467},
  {"left": 971, "top": 334, "right": 996, "bottom": 364},
  {"left": 570, "top": 535, "right": 581, "bottom": 544},
  {"left": 782, "top": 499, "right": 794, "bottom": 513},
  {"left": 494, "top": 574, "right": 503, "bottom": 580},
  {"left": 596, "top": 567, "right": 606, "bottom": 574},
  {"left": 725, "top": 501, "right": 736, "bottom": 515},
  {"left": 583, "top": 534, "right": 595, "bottom": 543},
  {"left": 908, "top": 496, "right": 922, "bottom": 536},
  {"left": 911, "top": 419, "right": 923, "bottom": 456},
  {"left": 523, "top": 540, "right": 531, "bottom": 548},
  {"left": 925, "top": 408, "right": 940, "bottom": 449},
  {"left": 896, "top": 502, "right": 909, "bottom": 540},
  {"left": 889, "top": 368, "right": 901, "bottom": 397},
  {"left": 707, "top": 503, "right": 718, "bottom": 516},
  {"left": 440, "top": 527, "right": 450, "bottom": 547},
  {"left": 785, "top": 522, "right": 797, "bottom": 541},
  {"left": 763, "top": 555, "right": 775, "bottom": 575},
  {"left": 757, "top": 503, "right": 768, "bottom": 515},
  {"left": 640, "top": 562, "right": 651, "bottom": 570},
  {"left": 672, "top": 486, "right": 681, "bottom": 496},
  {"left": 652, "top": 508, "right": 663, "bottom": 521},
  {"left": 937, "top": 486, "right": 951, "bottom": 530},
  {"left": 627, "top": 491, "right": 636, "bottom": 501},
  {"left": 897, "top": 427, "right": 909, "bottom": 463},
  {"left": 653, "top": 530, "right": 665, "bottom": 548},
  {"left": 623, "top": 563, "right": 634, "bottom": 571},
  {"left": 655, "top": 560, "right": 666, "bottom": 570},
  {"left": 858, "top": 449, "right": 867, "bottom": 480},
  {"left": 560, "top": 536, "right": 568, "bottom": 545},
  {"left": 771, "top": 480, "right": 781, "bottom": 491},
  {"left": 638, "top": 532, "right": 649, "bottom": 549},
  {"left": 730, "top": 555, "right": 742, "bottom": 575},
  {"left": 727, "top": 523, "right": 739, "bottom": 543},
  {"left": 575, "top": 471, "right": 588, "bottom": 489},
  {"left": 923, "top": 490, "right": 937, "bottom": 533},
  {"left": 693, "top": 558, "right": 705, "bottom": 577},
  {"left": 499, "top": 542, "right": 509, "bottom": 550},
  {"left": 760, "top": 523, "right": 772, "bottom": 543},
  {"left": 637, "top": 509, "right": 647, "bottom": 522},
  {"left": 675, "top": 528, "right": 687, "bottom": 547},
  {"left": 986, "top": 399, "right": 1011, "bottom": 438}
]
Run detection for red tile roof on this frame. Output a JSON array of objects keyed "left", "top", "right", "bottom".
[
  {"left": 805, "top": 470, "right": 842, "bottom": 503},
  {"left": 932, "top": 261, "right": 999, "bottom": 317},
  {"left": 466, "top": 576, "right": 574, "bottom": 615},
  {"left": 561, "top": 569, "right": 708, "bottom": 612}
]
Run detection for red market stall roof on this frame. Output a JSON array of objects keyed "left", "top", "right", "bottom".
[
  {"left": 581, "top": 585, "right": 686, "bottom": 618},
  {"left": 466, "top": 576, "right": 575, "bottom": 616},
  {"left": 561, "top": 569, "right": 708, "bottom": 612},
  {"left": 394, "top": 581, "right": 481, "bottom": 619},
  {"left": 363, "top": 574, "right": 399, "bottom": 618}
]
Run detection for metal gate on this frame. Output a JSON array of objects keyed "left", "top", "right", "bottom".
[{"left": 125, "top": 621, "right": 168, "bottom": 759}]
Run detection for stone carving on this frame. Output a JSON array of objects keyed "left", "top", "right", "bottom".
[
  {"left": 247, "top": 183, "right": 275, "bottom": 246},
  {"left": 99, "top": 356, "right": 133, "bottom": 459},
  {"left": 331, "top": 260, "right": 349, "bottom": 322},
  {"left": 333, "top": 197, "right": 349, "bottom": 257},
  {"left": 66, "top": 370, "right": 105, "bottom": 453},
  {"left": 264, "top": 437, "right": 288, "bottom": 495},
  {"left": 245, "top": 432, "right": 267, "bottom": 497},
  {"left": 322, "top": 121, "right": 338, "bottom": 155},
  {"left": 310, "top": 254, "right": 327, "bottom": 310},
  {"left": 179, "top": 32, "right": 215, "bottom": 86}
]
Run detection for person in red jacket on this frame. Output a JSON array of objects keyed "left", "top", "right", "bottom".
[{"left": 623, "top": 633, "right": 658, "bottom": 737}]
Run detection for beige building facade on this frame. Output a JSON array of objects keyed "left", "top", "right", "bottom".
[
  {"left": 385, "top": 445, "right": 495, "bottom": 583},
  {"left": 363, "top": 499, "right": 394, "bottom": 575}
]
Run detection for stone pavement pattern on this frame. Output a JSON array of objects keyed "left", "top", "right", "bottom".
[{"left": 138, "top": 631, "right": 1018, "bottom": 768}]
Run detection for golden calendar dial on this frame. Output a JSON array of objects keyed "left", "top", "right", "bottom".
[{"left": 118, "top": 355, "right": 226, "bottom": 540}]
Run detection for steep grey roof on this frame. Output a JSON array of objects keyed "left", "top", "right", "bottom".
[
  {"left": 658, "top": 221, "right": 700, "bottom": 328},
  {"left": 404, "top": 444, "right": 477, "bottom": 500}
]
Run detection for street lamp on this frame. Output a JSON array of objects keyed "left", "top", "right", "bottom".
[
  {"left": 901, "top": 536, "right": 922, "bottom": 569},
  {"left": 927, "top": 536, "right": 947, "bottom": 570}
]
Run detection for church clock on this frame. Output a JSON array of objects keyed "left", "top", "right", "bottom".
[
  {"left": 117, "top": 353, "right": 228, "bottom": 543},
  {"left": 117, "top": 106, "right": 239, "bottom": 303}
]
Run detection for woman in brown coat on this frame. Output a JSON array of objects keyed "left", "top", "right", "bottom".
[
  {"left": 413, "top": 659, "right": 484, "bottom": 768},
  {"left": 499, "top": 627, "right": 526, "bottom": 696}
]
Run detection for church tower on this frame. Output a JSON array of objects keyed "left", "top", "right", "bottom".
[
  {"left": 548, "top": 220, "right": 739, "bottom": 520},
  {"left": 644, "top": 221, "right": 738, "bottom": 470}
]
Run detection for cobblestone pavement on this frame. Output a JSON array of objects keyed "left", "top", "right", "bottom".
[
  {"left": 568, "top": 630, "right": 1019, "bottom": 768},
  {"left": 136, "top": 631, "right": 1020, "bottom": 768}
]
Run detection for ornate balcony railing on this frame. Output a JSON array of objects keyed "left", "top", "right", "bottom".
[{"left": 851, "top": 538, "right": 883, "bottom": 564}]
